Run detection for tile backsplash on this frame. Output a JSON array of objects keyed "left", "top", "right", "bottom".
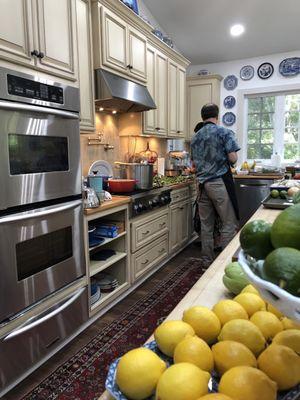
[{"left": 80, "top": 112, "right": 167, "bottom": 177}]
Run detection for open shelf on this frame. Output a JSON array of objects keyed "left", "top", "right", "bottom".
[
  {"left": 90, "top": 251, "right": 127, "bottom": 277},
  {"left": 90, "top": 282, "right": 129, "bottom": 311},
  {"left": 89, "top": 231, "right": 126, "bottom": 252}
]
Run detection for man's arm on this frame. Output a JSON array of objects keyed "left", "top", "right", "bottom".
[{"left": 228, "top": 151, "right": 238, "bottom": 164}]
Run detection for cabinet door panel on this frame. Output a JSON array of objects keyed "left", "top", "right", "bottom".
[
  {"left": 0, "top": 0, "right": 34, "bottom": 65},
  {"left": 170, "top": 205, "right": 180, "bottom": 253},
  {"left": 188, "top": 82, "right": 212, "bottom": 138},
  {"left": 180, "top": 202, "right": 189, "bottom": 245},
  {"left": 168, "top": 60, "right": 177, "bottom": 136},
  {"left": 177, "top": 67, "right": 186, "bottom": 137},
  {"left": 76, "top": 0, "right": 95, "bottom": 131},
  {"left": 128, "top": 26, "right": 146, "bottom": 82},
  {"left": 101, "top": 7, "right": 127, "bottom": 73},
  {"left": 143, "top": 45, "right": 156, "bottom": 134},
  {"left": 36, "top": 0, "right": 76, "bottom": 78},
  {"left": 155, "top": 51, "right": 168, "bottom": 135}
]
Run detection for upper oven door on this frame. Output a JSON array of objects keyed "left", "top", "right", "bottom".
[
  {"left": 0, "top": 101, "right": 81, "bottom": 210},
  {"left": 0, "top": 199, "right": 85, "bottom": 323}
]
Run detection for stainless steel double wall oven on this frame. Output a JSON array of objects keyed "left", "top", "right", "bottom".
[{"left": 0, "top": 67, "right": 87, "bottom": 393}]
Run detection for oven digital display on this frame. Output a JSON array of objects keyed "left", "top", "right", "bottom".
[
  {"left": 16, "top": 227, "right": 73, "bottom": 281},
  {"left": 7, "top": 74, "right": 64, "bottom": 104},
  {"left": 8, "top": 134, "right": 69, "bottom": 175}
]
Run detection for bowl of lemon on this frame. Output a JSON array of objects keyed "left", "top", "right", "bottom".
[{"left": 238, "top": 204, "right": 300, "bottom": 322}]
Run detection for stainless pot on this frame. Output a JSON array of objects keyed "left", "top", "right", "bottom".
[{"left": 115, "top": 162, "right": 153, "bottom": 189}]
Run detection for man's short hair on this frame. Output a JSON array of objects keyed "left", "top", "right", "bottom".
[{"left": 201, "top": 103, "right": 219, "bottom": 121}]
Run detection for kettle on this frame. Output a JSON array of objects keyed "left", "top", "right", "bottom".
[{"left": 83, "top": 185, "right": 100, "bottom": 209}]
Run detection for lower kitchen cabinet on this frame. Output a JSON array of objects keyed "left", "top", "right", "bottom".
[{"left": 169, "top": 200, "right": 189, "bottom": 253}]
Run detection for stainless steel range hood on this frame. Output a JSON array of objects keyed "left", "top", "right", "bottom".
[{"left": 95, "top": 69, "right": 156, "bottom": 113}]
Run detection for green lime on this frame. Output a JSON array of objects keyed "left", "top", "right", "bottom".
[
  {"left": 280, "top": 190, "right": 288, "bottom": 199},
  {"left": 271, "top": 204, "right": 300, "bottom": 250},
  {"left": 262, "top": 247, "right": 300, "bottom": 296},
  {"left": 240, "top": 220, "right": 274, "bottom": 260},
  {"left": 270, "top": 189, "right": 280, "bottom": 198}
]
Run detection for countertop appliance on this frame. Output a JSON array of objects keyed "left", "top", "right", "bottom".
[
  {"left": 115, "top": 162, "right": 154, "bottom": 190},
  {"left": 0, "top": 67, "right": 81, "bottom": 211},
  {"left": 234, "top": 178, "right": 274, "bottom": 227},
  {"left": 94, "top": 69, "right": 156, "bottom": 113}
]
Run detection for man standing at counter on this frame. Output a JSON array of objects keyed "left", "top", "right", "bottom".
[{"left": 191, "top": 103, "right": 240, "bottom": 266}]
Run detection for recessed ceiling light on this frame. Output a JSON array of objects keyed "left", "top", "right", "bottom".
[{"left": 230, "top": 24, "right": 245, "bottom": 37}]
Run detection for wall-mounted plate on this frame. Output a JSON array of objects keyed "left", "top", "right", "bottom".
[
  {"left": 240, "top": 65, "right": 254, "bottom": 80},
  {"left": 257, "top": 63, "right": 274, "bottom": 79},
  {"left": 279, "top": 58, "right": 300, "bottom": 77},
  {"left": 224, "top": 95, "right": 236, "bottom": 109},
  {"left": 222, "top": 112, "right": 236, "bottom": 126},
  {"left": 224, "top": 75, "right": 238, "bottom": 90}
]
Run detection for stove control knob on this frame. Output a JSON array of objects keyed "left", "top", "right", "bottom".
[
  {"left": 152, "top": 199, "right": 158, "bottom": 207},
  {"left": 148, "top": 200, "right": 153, "bottom": 208},
  {"left": 138, "top": 203, "right": 143, "bottom": 211},
  {"left": 133, "top": 204, "right": 139, "bottom": 213},
  {"left": 142, "top": 203, "right": 148, "bottom": 211}
]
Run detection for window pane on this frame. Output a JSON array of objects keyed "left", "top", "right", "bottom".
[
  {"left": 248, "top": 130, "right": 260, "bottom": 144},
  {"left": 261, "top": 145, "right": 273, "bottom": 159},
  {"left": 248, "top": 98, "right": 262, "bottom": 113},
  {"left": 284, "top": 143, "right": 299, "bottom": 160},
  {"left": 261, "top": 130, "right": 274, "bottom": 144},
  {"left": 285, "top": 111, "right": 299, "bottom": 127},
  {"left": 248, "top": 114, "right": 261, "bottom": 129},
  {"left": 247, "top": 145, "right": 260, "bottom": 159},
  {"left": 285, "top": 94, "right": 300, "bottom": 111},
  {"left": 284, "top": 128, "right": 298, "bottom": 143},
  {"left": 262, "top": 96, "right": 275, "bottom": 112},
  {"left": 261, "top": 113, "right": 274, "bottom": 128}
]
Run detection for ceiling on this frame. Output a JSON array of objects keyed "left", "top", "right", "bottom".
[{"left": 142, "top": 0, "right": 300, "bottom": 64}]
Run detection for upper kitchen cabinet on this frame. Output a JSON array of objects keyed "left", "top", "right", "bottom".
[
  {"left": 168, "top": 60, "right": 186, "bottom": 138},
  {"left": 34, "top": 0, "right": 78, "bottom": 80},
  {"left": 76, "top": 0, "right": 95, "bottom": 131},
  {"left": 0, "top": 0, "right": 35, "bottom": 66},
  {"left": 93, "top": 4, "right": 147, "bottom": 83},
  {"left": 186, "top": 75, "right": 222, "bottom": 139},
  {"left": 0, "top": 0, "right": 78, "bottom": 81}
]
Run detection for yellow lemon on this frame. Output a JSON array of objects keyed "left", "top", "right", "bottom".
[
  {"left": 212, "top": 300, "right": 248, "bottom": 326},
  {"left": 116, "top": 347, "right": 166, "bottom": 400},
  {"left": 154, "top": 320, "right": 195, "bottom": 357},
  {"left": 281, "top": 317, "right": 300, "bottom": 330},
  {"left": 155, "top": 362, "right": 210, "bottom": 400},
  {"left": 273, "top": 329, "right": 300, "bottom": 354},
  {"left": 183, "top": 306, "right": 221, "bottom": 344},
  {"left": 267, "top": 303, "right": 284, "bottom": 319},
  {"left": 233, "top": 293, "right": 266, "bottom": 317},
  {"left": 211, "top": 340, "right": 257, "bottom": 375},
  {"left": 196, "top": 395, "right": 233, "bottom": 400},
  {"left": 250, "top": 311, "right": 283, "bottom": 340},
  {"left": 218, "top": 319, "right": 266, "bottom": 356},
  {"left": 174, "top": 335, "right": 214, "bottom": 372},
  {"left": 241, "top": 284, "right": 260, "bottom": 296},
  {"left": 219, "top": 366, "right": 277, "bottom": 400},
  {"left": 258, "top": 344, "right": 300, "bottom": 390}
]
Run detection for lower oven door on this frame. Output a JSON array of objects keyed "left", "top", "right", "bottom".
[
  {"left": 0, "top": 285, "right": 88, "bottom": 393},
  {"left": 0, "top": 199, "right": 85, "bottom": 322}
]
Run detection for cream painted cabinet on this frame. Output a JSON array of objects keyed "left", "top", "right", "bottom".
[
  {"left": 168, "top": 60, "right": 186, "bottom": 138},
  {"left": 169, "top": 200, "right": 189, "bottom": 253},
  {"left": 98, "top": 5, "right": 147, "bottom": 82},
  {"left": 155, "top": 50, "right": 168, "bottom": 135},
  {"left": 143, "top": 45, "right": 156, "bottom": 133},
  {"left": 76, "top": 0, "right": 95, "bottom": 131},
  {"left": 0, "top": 0, "right": 35, "bottom": 66},
  {"left": 186, "top": 75, "right": 222, "bottom": 139}
]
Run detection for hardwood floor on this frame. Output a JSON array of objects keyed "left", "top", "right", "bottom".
[{"left": 4, "top": 242, "right": 202, "bottom": 400}]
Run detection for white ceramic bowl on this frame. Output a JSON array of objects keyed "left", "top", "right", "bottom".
[
  {"left": 238, "top": 250, "right": 300, "bottom": 321},
  {"left": 236, "top": 170, "right": 249, "bottom": 175}
]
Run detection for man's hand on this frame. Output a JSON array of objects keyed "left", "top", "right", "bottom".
[{"left": 228, "top": 152, "right": 238, "bottom": 164}]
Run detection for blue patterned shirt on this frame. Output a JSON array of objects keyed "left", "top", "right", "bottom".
[{"left": 191, "top": 123, "right": 240, "bottom": 183}]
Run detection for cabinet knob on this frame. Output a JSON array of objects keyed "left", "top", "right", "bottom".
[
  {"left": 177, "top": 130, "right": 181, "bottom": 133},
  {"left": 31, "top": 49, "right": 39, "bottom": 57},
  {"left": 37, "top": 52, "right": 45, "bottom": 59},
  {"left": 155, "top": 127, "right": 161, "bottom": 131},
  {"left": 127, "top": 64, "right": 133, "bottom": 69}
]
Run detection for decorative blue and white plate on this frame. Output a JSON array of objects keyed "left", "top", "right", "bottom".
[
  {"left": 240, "top": 65, "right": 254, "bottom": 80},
  {"left": 222, "top": 112, "right": 236, "bottom": 126},
  {"left": 279, "top": 57, "right": 300, "bottom": 77},
  {"left": 257, "top": 62, "right": 274, "bottom": 79},
  {"left": 224, "top": 75, "right": 238, "bottom": 90},
  {"left": 224, "top": 95, "right": 236, "bottom": 109}
]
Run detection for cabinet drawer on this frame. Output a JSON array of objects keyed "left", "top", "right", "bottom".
[
  {"left": 171, "top": 187, "right": 189, "bottom": 203},
  {"left": 133, "top": 234, "right": 168, "bottom": 280},
  {"left": 131, "top": 210, "right": 168, "bottom": 252}
]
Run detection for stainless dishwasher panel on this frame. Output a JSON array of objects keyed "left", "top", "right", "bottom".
[
  {"left": 234, "top": 178, "right": 273, "bottom": 227},
  {"left": 0, "top": 286, "right": 88, "bottom": 391}
]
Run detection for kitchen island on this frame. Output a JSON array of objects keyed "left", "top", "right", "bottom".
[{"left": 99, "top": 206, "right": 281, "bottom": 400}]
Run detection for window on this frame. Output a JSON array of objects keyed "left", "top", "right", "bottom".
[{"left": 246, "top": 93, "right": 300, "bottom": 162}]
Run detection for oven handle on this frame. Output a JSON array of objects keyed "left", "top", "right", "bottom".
[
  {"left": 2, "top": 287, "right": 85, "bottom": 341},
  {"left": 0, "top": 100, "right": 79, "bottom": 119},
  {"left": 0, "top": 199, "right": 82, "bottom": 224}
]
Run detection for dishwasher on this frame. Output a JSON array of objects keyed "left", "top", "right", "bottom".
[{"left": 234, "top": 178, "right": 274, "bottom": 227}]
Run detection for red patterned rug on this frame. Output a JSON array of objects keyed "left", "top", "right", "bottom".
[{"left": 23, "top": 258, "right": 206, "bottom": 400}]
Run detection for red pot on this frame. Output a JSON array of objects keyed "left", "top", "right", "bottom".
[{"left": 108, "top": 179, "right": 136, "bottom": 193}]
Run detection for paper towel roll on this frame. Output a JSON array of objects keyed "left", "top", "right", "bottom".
[{"left": 157, "top": 157, "right": 165, "bottom": 176}]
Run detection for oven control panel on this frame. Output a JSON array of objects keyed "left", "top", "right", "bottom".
[
  {"left": 131, "top": 190, "right": 171, "bottom": 218},
  {"left": 7, "top": 74, "right": 64, "bottom": 104}
]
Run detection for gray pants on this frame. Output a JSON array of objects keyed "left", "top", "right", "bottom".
[{"left": 198, "top": 178, "right": 238, "bottom": 262}]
